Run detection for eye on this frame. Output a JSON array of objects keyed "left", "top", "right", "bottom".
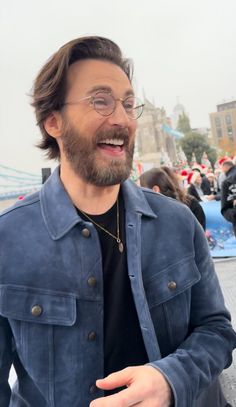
[
  {"left": 93, "top": 93, "right": 112, "bottom": 109},
  {"left": 123, "top": 97, "right": 135, "bottom": 111},
  {"left": 94, "top": 98, "right": 108, "bottom": 107}
]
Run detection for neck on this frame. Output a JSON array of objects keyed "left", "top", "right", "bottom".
[{"left": 59, "top": 163, "right": 120, "bottom": 215}]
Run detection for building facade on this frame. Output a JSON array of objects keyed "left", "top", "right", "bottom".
[
  {"left": 209, "top": 100, "right": 236, "bottom": 148},
  {"left": 136, "top": 98, "right": 177, "bottom": 169},
  {"left": 171, "top": 101, "right": 186, "bottom": 130}
]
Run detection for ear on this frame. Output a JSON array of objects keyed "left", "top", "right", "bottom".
[
  {"left": 44, "top": 111, "right": 63, "bottom": 139},
  {"left": 152, "top": 185, "right": 160, "bottom": 193}
]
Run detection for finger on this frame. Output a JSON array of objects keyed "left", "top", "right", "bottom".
[
  {"left": 96, "top": 367, "right": 134, "bottom": 390},
  {"left": 90, "top": 386, "right": 142, "bottom": 407}
]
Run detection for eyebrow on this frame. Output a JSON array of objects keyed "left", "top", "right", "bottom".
[{"left": 86, "top": 85, "right": 135, "bottom": 97}]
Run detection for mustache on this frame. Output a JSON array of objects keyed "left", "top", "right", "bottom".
[{"left": 95, "top": 127, "right": 130, "bottom": 145}]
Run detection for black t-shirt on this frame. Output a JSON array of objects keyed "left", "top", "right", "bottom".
[{"left": 77, "top": 195, "right": 148, "bottom": 392}]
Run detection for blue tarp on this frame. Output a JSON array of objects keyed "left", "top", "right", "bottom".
[
  {"left": 162, "top": 124, "right": 184, "bottom": 140},
  {"left": 201, "top": 201, "right": 236, "bottom": 257}
]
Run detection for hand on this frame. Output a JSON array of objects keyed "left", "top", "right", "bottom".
[
  {"left": 89, "top": 365, "right": 173, "bottom": 407},
  {"left": 205, "top": 194, "right": 215, "bottom": 201}
]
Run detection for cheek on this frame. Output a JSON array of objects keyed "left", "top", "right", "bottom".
[
  {"left": 68, "top": 110, "right": 105, "bottom": 135},
  {"left": 129, "top": 121, "right": 137, "bottom": 137}
]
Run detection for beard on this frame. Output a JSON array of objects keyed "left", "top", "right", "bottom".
[{"left": 60, "top": 122, "right": 135, "bottom": 187}]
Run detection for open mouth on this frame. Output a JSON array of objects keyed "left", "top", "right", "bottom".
[{"left": 97, "top": 138, "right": 125, "bottom": 154}]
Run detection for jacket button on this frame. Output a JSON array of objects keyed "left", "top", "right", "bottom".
[
  {"left": 87, "top": 277, "right": 97, "bottom": 287},
  {"left": 82, "top": 228, "right": 90, "bottom": 238},
  {"left": 168, "top": 281, "right": 177, "bottom": 290},
  {"left": 88, "top": 331, "right": 96, "bottom": 341},
  {"left": 31, "top": 305, "right": 43, "bottom": 316},
  {"left": 89, "top": 384, "right": 98, "bottom": 394}
]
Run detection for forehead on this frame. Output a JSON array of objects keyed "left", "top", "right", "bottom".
[{"left": 66, "top": 59, "right": 133, "bottom": 97}]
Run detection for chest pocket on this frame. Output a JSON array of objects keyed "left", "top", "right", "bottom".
[
  {"left": 144, "top": 256, "right": 201, "bottom": 307},
  {"left": 0, "top": 285, "right": 77, "bottom": 382},
  {"left": 143, "top": 257, "right": 201, "bottom": 354}
]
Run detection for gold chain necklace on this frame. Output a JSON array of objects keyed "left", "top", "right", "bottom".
[{"left": 79, "top": 199, "right": 124, "bottom": 253}]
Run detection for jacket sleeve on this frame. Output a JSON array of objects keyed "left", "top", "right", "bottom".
[
  {"left": 221, "top": 179, "right": 236, "bottom": 224},
  {"left": 201, "top": 177, "right": 211, "bottom": 195},
  {"left": 148, "top": 218, "right": 236, "bottom": 407},
  {"left": 0, "top": 315, "right": 13, "bottom": 406}
]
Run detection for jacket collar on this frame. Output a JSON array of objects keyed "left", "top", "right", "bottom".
[
  {"left": 40, "top": 166, "right": 156, "bottom": 240},
  {"left": 121, "top": 179, "right": 157, "bottom": 219}
]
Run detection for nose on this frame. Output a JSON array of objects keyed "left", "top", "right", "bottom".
[{"left": 106, "top": 101, "right": 132, "bottom": 128}]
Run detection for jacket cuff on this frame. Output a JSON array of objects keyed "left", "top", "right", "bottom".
[{"left": 147, "top": 358, "right": 192, "bottom": 407}]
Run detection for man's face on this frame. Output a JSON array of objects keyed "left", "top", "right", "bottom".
[
  {"left": 194, "top": 172, "right": 202, "bottom": 185},
  {"left": 222, "top": 164, "right": 232, "bottom": 174},
  {"left": 208, "top": 176, "right": 214, "bottom": 183},
  {"left": 58, "top": 59, "right": 137, "bottom": 186}
]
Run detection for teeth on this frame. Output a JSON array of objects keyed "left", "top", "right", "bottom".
[{"left": 100, "top": 139, "right": 124, "bottom": 146}]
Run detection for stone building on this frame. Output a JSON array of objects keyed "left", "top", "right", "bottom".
[
  {"left": 209, "top": 100, "right": 236, "bottom": 148},
  {"left": 136, "top": 98, "right": 177, "bottom": 169}
]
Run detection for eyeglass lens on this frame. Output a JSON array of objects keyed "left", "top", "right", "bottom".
[{"left": 92, "top": 93, "right": 143, "bottom": 119}]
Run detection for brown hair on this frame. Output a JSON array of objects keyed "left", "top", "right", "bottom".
[
  {"left": 222, "top": 160, "right": 234, "bottom": 169},
  {"left": 161, "top": 166, "right": 192, "bottom": 206},
  {"left": 31, "top": 36, "right": 132, "bottom": 160},
  {"left": 139, "top": 168, "right": 179, "bottom": 200}
]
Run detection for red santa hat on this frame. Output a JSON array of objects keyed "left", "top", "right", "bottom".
[
  {"left": 187, "top": 172, "right": 194, "bottom": 184},
  {"left": 188, "top": 171, "right": 201, "bottom": 185},
  {"left": 218, "top": 157, "right": 228, "bottom": 165},
  {"left": 180, "top": 169, "right": 188, "bottom": 178}
]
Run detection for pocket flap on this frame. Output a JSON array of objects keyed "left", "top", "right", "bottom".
[
  {"left": 0, "top": 285, "right": 76, "bottom": 326},
  {"left": 144, "top": 256, "right": 201, "bottom": 308}
]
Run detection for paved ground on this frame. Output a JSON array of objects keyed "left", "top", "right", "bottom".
[{"left": 215, "top": 258, "right": 236, "bottom": 406}]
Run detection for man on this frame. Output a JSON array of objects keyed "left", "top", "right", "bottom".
[
  {"left": 188, "top": 171, "right": 215, "bottom": 202},
  {"left": 0, "top": 36, "right": 235, "bottom": 407},
  {"left": 221, "top": 160, "right": 236, "bottom": 236},
  {"left": 218, "top": 158, "right": 228, "bottom": 191},
  {"left": 191, "top": 165, "right": 212, "bottom": 195}
]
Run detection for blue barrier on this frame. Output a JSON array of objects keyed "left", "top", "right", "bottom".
[{"left": 201, "top": 200, "right": 236, "bottom": 257}]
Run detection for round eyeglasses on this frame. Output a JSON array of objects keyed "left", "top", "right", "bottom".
[{"left": 63, "top": 92, "right": 145, "bottom": 119}]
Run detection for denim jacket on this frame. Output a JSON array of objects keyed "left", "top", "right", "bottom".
[{"left": 0, "top": 167, "right": 235, "bottom": 407}]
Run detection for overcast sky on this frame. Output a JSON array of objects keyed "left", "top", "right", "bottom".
[{"left": 1, "top": 0, "right": 236, "bottom": 174}]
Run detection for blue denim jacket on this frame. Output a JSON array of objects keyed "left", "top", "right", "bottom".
[{"left": 0, "top": 167, "right": 235, "bottom": 407}]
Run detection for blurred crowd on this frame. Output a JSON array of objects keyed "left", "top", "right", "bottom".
[{"left": 137, "top": 156, "right": 236, "bottom": 236}]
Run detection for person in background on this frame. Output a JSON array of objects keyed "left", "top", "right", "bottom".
[
  {"left": 0, "top": 36, "right": 235, "bottom": 407},
  {"left": 139, "top": 167, "right": 206, "bottom": 230},
  {"left": 221, "top": 160, "right": 235, "bottom": 179},
  {"left": 221, "top": 160, "right": 236, "bottom": 236},
  {"left": 192, "top": 165, "right": 211, "bottom": 195},
  {"left": 215, "top": 168, "right": 224, "bottom": 193},
  {"left": 179, "top": 169, "right": 189, "bottom": 190},
  {"left": 217, "top": 158, "right": 228, "bottom": 190},
  {"left": 206, "top": 172, "right": 221, "bottom": 200},
  {"left": 188, "top": 171, "right": 215, "bottom": 202}
]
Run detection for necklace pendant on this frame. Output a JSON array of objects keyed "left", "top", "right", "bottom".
[
  {"left": 117, "top": 237, "right": 124, "bottom": 253},
  {"left": 118, "top": 241, "right": 124, "bottom": 253}
]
